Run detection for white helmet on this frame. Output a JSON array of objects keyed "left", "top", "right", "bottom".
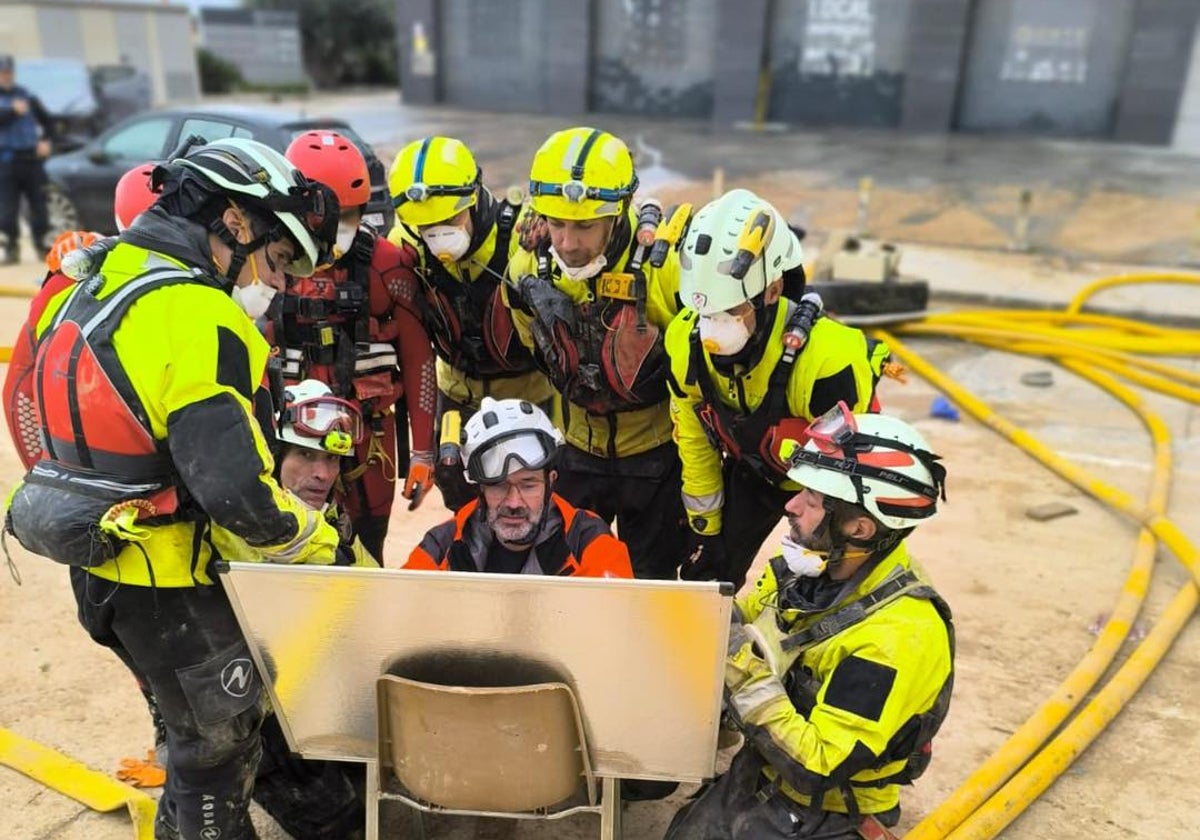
[
  {"left": 461, "top": 397, "right": 564, "bottom": 485},
  {"left": 678, "top": 189, "right": 803, "bottom": 316},
  {"left": 781, "top": 404, "right": 946, "bottom": 531},
  {"left": 173, "top": 137, "right": 335, "bottom": 277},
  {"left": 278, "top": 379, "right": 363, "bottom": 456}
]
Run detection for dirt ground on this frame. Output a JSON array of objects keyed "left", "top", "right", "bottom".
[{"left": 1, "top": 253, "right": 1199, "bottom": 839}]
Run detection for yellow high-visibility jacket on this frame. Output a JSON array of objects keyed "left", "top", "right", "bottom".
[
  {"left": 388, "top": 195, "right": 553, "bottom": 412},
  {"left": 504, "top": 208, "right": 681, "bottom": 459},
  {"left": 665, "top": 300, "right": 883, "bottom": 534},
  {"left": 26, "top": 236, "right": 337, "bottom": 586},
  {"left": 734, "top": 543, "right": 953, "bottom": 815}
]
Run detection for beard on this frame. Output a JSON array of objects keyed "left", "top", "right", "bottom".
[
  {"left": 788, "top": 515, "right": 833, "bottom": 554},
  {"left": 487, "top": 501, "right": 543, "bottom": 545}
]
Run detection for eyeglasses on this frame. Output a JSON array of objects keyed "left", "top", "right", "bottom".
[
  {"left": 284, "top": 396, "right": 363, "bottom": 452},
  {"left": 527, "top": 178, "right": 636, "bottom": 205},
  {"left": 392, "top": 176, "right": 479, "bottom": 209},
  {"left": 468, "top": 432, "right": 556, "bottom": 485},
  {"left": 805, "top": 402, "right": 858, "bottom": 455}
]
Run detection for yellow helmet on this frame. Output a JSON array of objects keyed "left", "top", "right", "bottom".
[
  {"left": 389, "top": 136, "right": 480, "bottom": 227},
  {"left": 528, "top": 127, "right": 638, "bottom": 221}
]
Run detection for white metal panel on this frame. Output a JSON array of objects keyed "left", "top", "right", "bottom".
[{"left": 218, "top": 563, "right": 732, "bottom": 781}]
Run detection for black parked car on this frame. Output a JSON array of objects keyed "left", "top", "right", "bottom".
[{"left": 44, "top": 105, "right": 394, "bottom": 239}]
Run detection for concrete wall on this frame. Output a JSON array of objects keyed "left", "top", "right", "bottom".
[
  {"left": 1172, "top": 18, "right": 1200, "bottom": 153},
  {"left": 1113, "top": 0, "right": 1200, "bottom": 145},
  {"left": 199, "top": 8, "right": 306, "bottom": 87},
  {"left": 398, "top": 0, "right": 1200, "bottom": 145}
]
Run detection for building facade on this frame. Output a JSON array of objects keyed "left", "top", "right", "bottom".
[
  {"left": 395, "top": 0, "right": 1200, "bottom": 149},
  {"left": 0, "top": 0, "right": 199, "bottom": 105},
  {"left": 198, "top": 8, "right": 306, "bottom": 88}
]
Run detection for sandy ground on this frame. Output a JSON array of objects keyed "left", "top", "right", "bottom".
[{"left": 1, "top": 248, "right": 1199, "bottom": 840}]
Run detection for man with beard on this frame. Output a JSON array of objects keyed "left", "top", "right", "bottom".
[
  {"left": 665, "top": 404, "right": 954, "bottom": 840},
  {"left": 405, "top": 396, "right": 632, "bottom": 578}
]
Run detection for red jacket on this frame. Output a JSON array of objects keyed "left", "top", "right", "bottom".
[{"left": 406, "top": 494, "right": 633, "bottom": 578}]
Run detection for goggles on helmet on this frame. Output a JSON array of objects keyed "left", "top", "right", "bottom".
[
  {"left": 805, "top": 401, "right": 858, "bottom": 455},
  {"left": 527, "top": 178, "right": 636, "bottom": 205},
  {"left": 467, "top": 431, "right": 557, "bottom": 485},
  {"left": 392, "top": 173, "right": 480, "bottom": 209},
  {"left": 283, "top": 396, "right": 363, "bottom": 453}
]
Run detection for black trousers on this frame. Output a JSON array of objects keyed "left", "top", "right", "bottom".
[
  {"left": 253, "top": 715, "right": 364, "bottom": 840},
  {"left": 665, "top": 749, "right": 865, "bottom": 840},
  {"left": 553, "top": 442, "right": 687, "bottom": 580},
  {"left": 70, "top": 569, "right": 264, "bottom": 840},
  {"left": 0, "top": 154, "right": 49, "bottom": 250},
  {"left": 714, "top": 460, "right": 797, "bottom": 589}
]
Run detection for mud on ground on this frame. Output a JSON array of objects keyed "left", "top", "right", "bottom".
[{"left": 1, "top": 266, "right": 1199, "bottom": 839}]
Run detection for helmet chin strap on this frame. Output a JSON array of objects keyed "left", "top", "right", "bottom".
[{"left": 209, "top": 216, "right": 269, "bottom": 290}]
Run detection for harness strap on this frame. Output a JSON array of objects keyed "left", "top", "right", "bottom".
[{"left": 780, "top": 568, "right": 925, "bottom": 653}]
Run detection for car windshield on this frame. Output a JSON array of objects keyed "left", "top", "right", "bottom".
[{"left": 14, "top": 59, "right": 97, "bottom": 116}]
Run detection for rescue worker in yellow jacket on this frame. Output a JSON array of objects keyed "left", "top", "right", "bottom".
[
  {"left": 667, "top": 189, "right": 885, "bottom": 588},
  {"left": 666, "top": 405, "right": 953, "bottom": 839},
  {"left": 504, "top": 126, "right": 688, "bottom": 582},
  {"left": 387, "top": 136, "right": 552, "bottom": 511},
  {"left": 4, "top": 138, "right": 342, "bottom": 840}
]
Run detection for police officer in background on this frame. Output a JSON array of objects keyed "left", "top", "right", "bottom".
[{"left": 0, "top": 53, "right": 56, "bottom": 264}]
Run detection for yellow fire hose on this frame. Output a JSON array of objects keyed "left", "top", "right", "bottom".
[
  {"left": 0, "top": 727, "right": 155, "bottom": 839},
  {"left": 0, "top": 283, "right": 36, "bottom": 299},
  {"left": 887, "top": 272, "right": 1200, "bottom": 838}
]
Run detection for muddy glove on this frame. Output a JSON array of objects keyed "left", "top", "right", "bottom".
[
  {"left": 680, "top": 530, "right": 729, "bottom": 581},
  {"left": 402, "top": 450, "right": 435, "bottom": 511},
  {"left": 260, "top": 505, "right": 339, "bottom": 565},
  {"left": 725, "top": 640, "right": 788, "bottom": 725}
]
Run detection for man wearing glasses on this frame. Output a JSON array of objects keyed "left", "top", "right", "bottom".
[{"left": 405, "top": 397, "right": 632, "bottom": 578}]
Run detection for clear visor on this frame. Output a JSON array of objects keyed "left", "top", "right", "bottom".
[
  {"left": 290, "top": 396, "right": 363, "bottom": 444},
  {"left": 469, "top": 433, "right": 555, "bottom": 484},
  {"left": 805, "top": 401, "right": 857, "bottom": 455}
]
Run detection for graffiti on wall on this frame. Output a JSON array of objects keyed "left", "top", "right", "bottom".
[
  {"left": 800, "top": 0, "right": 877, "bottom": 77},
  {"left": 1000, "top": 24, "right": 1091, "bottom": 84},
  {"left": 767, "top": 0, "right": 910, "bottom": 127}
]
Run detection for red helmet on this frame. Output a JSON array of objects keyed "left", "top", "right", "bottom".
[
  {"left": 285, "top": 130, "right": 370, "bottom": 209},
  {"left": 114, "top": 162, "right": 159, "bottom": 231}
]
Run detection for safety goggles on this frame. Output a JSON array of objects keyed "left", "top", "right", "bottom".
[
  {"left": 527, "top": 178, "right": 636, "bottom": 205},
  {"left": 805, "top": 401, "right": 858, "bottom": 455},
  {"left": 392, "top": 175, "right": 479, "bottom": 209},
  {"left": 284, "top": 396, "right": 364, "bottom": 454},
  {"left": 467, "top": 432, "right": 557, "bottom": 485},
  {"left": 263, "top": 179, "right": 340, "bottom": 246}
]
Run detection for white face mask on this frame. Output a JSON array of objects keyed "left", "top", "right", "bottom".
[
  {"left": 231, "top": 278, "right": 277, "bottom": 320},
  {"left": 780, "top": 534, "right": 828, "bottom": 577},
  {"left": 550, "top": 246, "right": 607, "bottom": 281},
  {"left": 420, "top": 224, "right": 471, "bottom": 263},
  {"left": 699, "top": 311, "right": 752, "bottom": 356},
  {"left": 333, "top": 221, "right": 358, "bottom": 260}
]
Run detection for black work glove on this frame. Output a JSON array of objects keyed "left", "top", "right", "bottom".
[{"left": 680, "top": 531, "right": 729, "bottom": 581}]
